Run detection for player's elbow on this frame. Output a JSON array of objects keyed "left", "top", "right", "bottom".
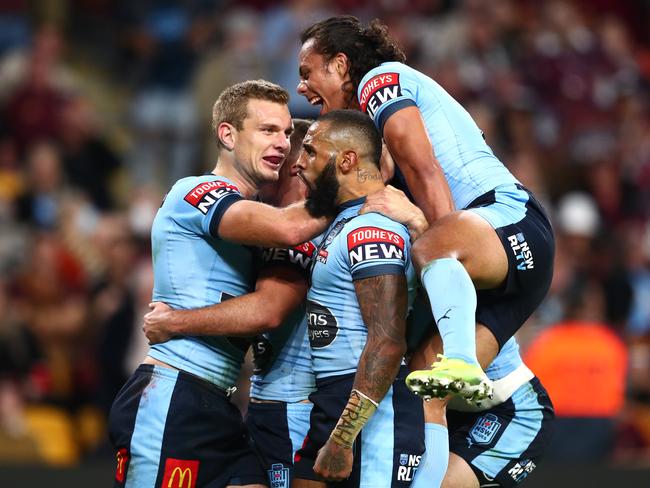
[
  {"left": 270, "top": 224, "right": 303, "bottom": 248},
  {"left": 374, "top": 336, "right": 407, "bottom": 361},
  {"left": 259, "top": 308, "right": 286, "bottom": 331}
]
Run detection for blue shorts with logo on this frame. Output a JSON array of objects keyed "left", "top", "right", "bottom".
[
  {"left": 448, "top": 377, "right": 555, "bottom": 488},
  {"left": 467, "top": 184, "right": 555, "bottom": 348},
  {"left": 293, "top": 366, "right": 424, "bottom": 488},
  {"left": 246, "top": 400, "right": 313, "bottom": 488},
  {"left": 108, "top": 364, "right": 266, "bottom": 487}
]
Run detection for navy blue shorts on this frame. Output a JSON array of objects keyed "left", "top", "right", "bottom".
[
  {"left": 245, "top": 401, "right": 313, "bottom": 488},
  {"left": 293, "top": 366, "right": 424, "bottom": 487},
  {"left": 108, "top": 364, "right": 266, "bottom": 487},
  {"left": 448, "top": 377, "right": 555, "bottom": 488},
  {"left": 467, "top": 184, "right": 555, "bottom": 348}
]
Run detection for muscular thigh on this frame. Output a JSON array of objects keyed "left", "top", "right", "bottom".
[
  {"left": 442, "top": 453, "right": 480, "bottom": 488},
  {"left": 412, "top": 210, "right": 509, "bottom": 290}
]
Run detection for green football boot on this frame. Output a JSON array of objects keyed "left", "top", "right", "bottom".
[{"left": 406, "top": 355, "right": 494, "bottom": 403}]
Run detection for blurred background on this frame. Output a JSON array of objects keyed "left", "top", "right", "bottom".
[{"left": 0, "top": 0, "right": 649, "bottom": 486}]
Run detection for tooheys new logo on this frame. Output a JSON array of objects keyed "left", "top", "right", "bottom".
[
  {"left": 347, "top": 226, "right": 405, "bottom": 266},
  {"left": 261, "top": 241, "right": 317, "bottom": 270},
  {"left": 306, "top": 301, "right": 338, "bottom": 348},
  {"left": 359, "top": 73, "right": 401, "bottom": 120},
  {"left": 184, "top": 180, "right": 239, "bottom": 214}
]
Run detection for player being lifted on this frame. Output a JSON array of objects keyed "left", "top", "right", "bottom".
[{"left": 296, "top": 15, "right": 555, "bottom": 405}]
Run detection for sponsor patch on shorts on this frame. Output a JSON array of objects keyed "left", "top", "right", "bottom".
[
  {"left": 507, "top": 458, "right": 536, "bottom": 484},
  {"left": 397, "top": 453, "right": 421, "bottom": 481},
  {"left": 160, "top": 458, "right": 199, "bottom": 488},
  {"left": 115, "top": 448, "right": 129, "bottom": 483}
]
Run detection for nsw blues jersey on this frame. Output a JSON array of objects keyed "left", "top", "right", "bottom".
[
  {"left": 250, "top": 239, "right": 320, "bottom": 402},
  {"left": 149, "top": 175, "right": 253, "bottom": 390},
  {"left": 357, "top": 62, "right": 519, "bottom": 209},
  {"left": 307, "top": 198, "right": 416, "bottom": 379}
]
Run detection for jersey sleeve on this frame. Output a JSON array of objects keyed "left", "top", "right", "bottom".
[
  {"left": 357, "top": 63, "right": 417, "bottom": 133},
  {"left": 258, "top": 240, "right": 318, "bottom": 277},
  {"left": 176, "top": 178, "right": 244, "bottom": 237},
  {"left": 343, "top": 214, "right": 410, "bottom": 281}
]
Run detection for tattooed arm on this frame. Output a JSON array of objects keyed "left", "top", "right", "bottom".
[{"left": 313, "top": 274, "right": 408, "bottom": 481}]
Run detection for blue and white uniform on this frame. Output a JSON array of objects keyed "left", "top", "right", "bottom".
[
  {"left": 108, "top": 175, "right": 266, "bottom": 488},
  {"left": 357, "top": 62, "right": 555, "bottom": 347},
  {"left": 246, "top": 240, "right": 319, "bottom": 488},
  {"left": 293, "top": 198, "right": 425, "bottom": 488},
  {"left": 446, "top": 338, "right": 555, "bottom": 488}
]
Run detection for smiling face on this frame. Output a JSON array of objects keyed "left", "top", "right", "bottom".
[
  {"left": 231, "top": 98, "right": 293, "bottom": 185},
  {"left": 297, "top": 39, "right": 352, "bottom": 115}
]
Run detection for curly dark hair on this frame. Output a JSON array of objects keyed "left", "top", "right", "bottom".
[{"left": 301, "top": 16, "right": 406, "bottom": 105}]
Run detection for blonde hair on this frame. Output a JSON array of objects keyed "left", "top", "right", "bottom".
[{"left": 211, "top": 80, "right": 290, "bottom": 150}]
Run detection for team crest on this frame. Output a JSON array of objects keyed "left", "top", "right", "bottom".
[
  {"left": 400, "top": 453, "right": 408, "bottom": 466},
  {"left": 469, "top": 413, "right": 502, "bottom": 445},
  {"left": 268, "top": 463, "right": 289, "bottom": 488}
]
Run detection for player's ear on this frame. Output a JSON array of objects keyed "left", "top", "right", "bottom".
[
  {"left": 217, "top": 122, "right": 236, "bottom": 151},
  {"left": 332, "top": 52, "right": 350, "bottom": 77},
  {"left": 339, "top": 150, "right": 358, "bottom": 174}
]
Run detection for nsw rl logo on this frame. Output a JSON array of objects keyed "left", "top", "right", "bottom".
[
  {"left": 397, "top": 453, "right": 421, "bottom": 481},
  {"left": 507, "top": 232, "right": 534, "bottom": 270},
  {"left": 347, "top": 226, "right": 405, "bottom": 266}
]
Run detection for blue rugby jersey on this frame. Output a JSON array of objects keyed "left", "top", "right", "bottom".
[
  {"left": 307, "top": 198, "right": 417, "bottom": 379},
  {"left": 357, "top": 62, "right": 519, "bottom": 210},
  {"left": 250, "top": 239, "right": 320, "bottom": 402},
  {"left": 148, "top": 175, "right": 254, "bottom": 390}
]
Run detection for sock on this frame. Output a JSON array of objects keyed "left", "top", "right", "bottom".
[
  {"left": 411, "top": 423, "right": 449, "bottom": 488},
  {"left": 420, "top": 257, "right": 478, "bottom": 365}
]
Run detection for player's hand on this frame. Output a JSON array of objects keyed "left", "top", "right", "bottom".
[
  {"left": 313, "top": 438, "right": 353, "bottom": 482},
  {"left": 361, "top": 185, "right": 429, "bottom": 240},
  {"left": 143, "top": 302, "right": 175, "bottom": 344}
]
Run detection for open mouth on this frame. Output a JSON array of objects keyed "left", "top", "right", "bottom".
[
  {"left": 308, "top": 96, "right": 323, "bottom": 106},
  {"left": 263, "top": 156, "right": 284, "bottom": 169}
]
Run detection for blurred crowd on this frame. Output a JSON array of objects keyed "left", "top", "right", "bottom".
[{"left": 0, "top": 0, "right": 649, "bottom": 468}]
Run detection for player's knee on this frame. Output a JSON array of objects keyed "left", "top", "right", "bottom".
[
  {"left": 411, "top": 236, "right": 456, "bottom": 272},
  {"left": 411, "top": 237, "right": 436, "bottom": 271}
]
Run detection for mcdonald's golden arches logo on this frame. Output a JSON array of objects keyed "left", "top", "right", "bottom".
[
  {"left": 115, "top": 448, "right": 129, "bottom": 483},
  {"left": 161, "top": 458, "right": 199, "bottom": 488}
]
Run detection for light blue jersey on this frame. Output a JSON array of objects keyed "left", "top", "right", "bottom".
[
  {"left": 307, "top": 197, "right": 416, "bottom": 379},
  {"left": 357, "top": 62, "right": 519, "bottom": 209},
  {"left": 148, "top": 175, "right": 253, "bottom": 390},
  {"left": 250, "top": 240, "right": 320, "bottom": 402}
]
